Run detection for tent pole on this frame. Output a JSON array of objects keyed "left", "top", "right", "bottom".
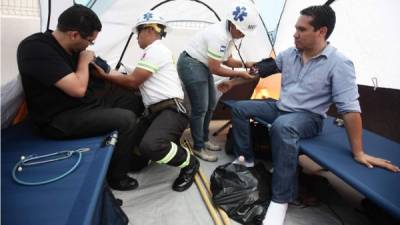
[
  {"left": 115, "top": 32, "right": 134, "bottom": 70},
  {"left": 183, "top": 139, "right": 232, "bottom": 225}
]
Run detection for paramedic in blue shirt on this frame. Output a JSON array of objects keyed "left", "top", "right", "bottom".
[
  {"left": 176, "top": 1, "right": 258, "bottom": 162},
  {"left": 217, "top": 4, "right": 400, "bottom": 225}
]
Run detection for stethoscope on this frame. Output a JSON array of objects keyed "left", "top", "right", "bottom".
[{"left": 12, "top": 147, "right": 91, "bottom": 186}]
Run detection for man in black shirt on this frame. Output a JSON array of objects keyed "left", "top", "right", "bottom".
[{"left": 17, "top": 4, "right": 144, "bottom": 191}]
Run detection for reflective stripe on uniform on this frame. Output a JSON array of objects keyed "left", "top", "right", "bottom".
[
  {"left": 207, "top": 49, "right": 223, "bottom": 61},
  {"left": 156, "top": 142, "right": 178, "bottom": 164},
  {"left": 137, "top": 60, "right": 159, "bottom": 73},
  {"left": 178, "top": 146, "right": 191, "bottom": 168}
]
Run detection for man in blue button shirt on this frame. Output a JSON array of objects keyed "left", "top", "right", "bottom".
[{"left": 218, "top": 4, "right": 400, "bottom": 225}]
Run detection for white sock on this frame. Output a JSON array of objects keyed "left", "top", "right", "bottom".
[{"left": 263, "top": 201, "right": 288, "bottom": 225}]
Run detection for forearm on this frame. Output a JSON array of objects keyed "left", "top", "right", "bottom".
[
  {"left": 74, "top": 61, "right": 90, "bottom": 90},
  {"left": 342, "top": 112, "right": 364, "bottom": 156},
  {"left": 228, "top": 76, "right": 258, "bottom": 87},
  {"left": 210, "top": 65, "right": 244, "bottom": 78},
  {"left": 223, "top": 57, "right": 244, "bottom": 68},
  {"left": 102, "top": 71, "right": 139, "bottom": 90}
]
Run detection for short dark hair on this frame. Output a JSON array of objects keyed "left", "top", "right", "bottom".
[
  {"left": 57, "top": 4, "right": 102, "bottom": 38},
  {"left": 300, "top": 5, "right": 336, "bottom": 39}
]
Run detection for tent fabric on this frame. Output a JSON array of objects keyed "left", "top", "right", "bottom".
[
  {"left": 3, "top": 1, "right": 400, "bottom": 224},
  {"left": 274, "top": 0, "right": 400, "bottom": 90},
  {"left": 0, "top": 0, "right": 271, "bottom": 128},
  {"left": 1, "top": 15, "right": 40, "bottom": 128},
  {"left": 6, "top": 0, "right": 400, "bottom": 127},
  {"left": 1, "top": 76, "right": 24, "bottom": 128},
  {"left": 39, "top": 0, "right": 272, "bottom": 68},
  {"left": 1, "top": 122, "right": 119, "bottom": 225},
  {"left": 1, "top": 0, "right": 271, "bottom": 128}
]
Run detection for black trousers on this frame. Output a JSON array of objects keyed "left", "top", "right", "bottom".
[
  {"left": 138, "top": 108, "right": 190, "bottom": 167},
  {"left": 42, "top": 84, "right": 144, "bottom": 181}
]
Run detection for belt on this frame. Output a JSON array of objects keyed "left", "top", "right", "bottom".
[
  {"left": 183, "top": 51, "right": 193, "bottom": 59},
  {"left": 147, "top": 98, "right": 186, "bottom": 115}
]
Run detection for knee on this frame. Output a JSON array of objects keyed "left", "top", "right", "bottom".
[
  {"left": 191, "top": 105, "right": 207, "bottom": 118},
  {"left": 138, "top": 139, "right": 154, "bottom": 157},
  {"left": 208, "top": 101, "right": 217, "bottom": 112},
  {"left": 271, "top": 120, "right": 298, "bottom": 138},
  {"left": 115, "top": 110, "right": 137, "bottom": 132},
  {"left": 208, "top": 97, "right": 217, "bottom": 112},
  {"left": 138, "top": 138, "right": 168, "bottom": 158},
  {"left": 231, "top": 104, "right": 248, "bottom": 119},
  {"left": 138, "top": 134, "right": 160, "bottom": 154},
  {"left": 207, "top": 104, "right": 216, "bottom": 112}
]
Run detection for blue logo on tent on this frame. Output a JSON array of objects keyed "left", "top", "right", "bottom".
[
  {"left": 143, "top": 12, "right": 153, "bottom": 21},
  {"left": 232, "top": 6, "right": 247, "bottom": 22}
]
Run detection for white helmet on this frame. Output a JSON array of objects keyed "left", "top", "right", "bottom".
[
  {"left": 227, "top": 1, "right": 258, "bottom": 36},
  {"left": 133, "top": 11, "right": 168, "bottom": 37}
]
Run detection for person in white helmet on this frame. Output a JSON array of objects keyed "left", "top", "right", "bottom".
[
  {"left": 177, "top": 1, "right": 258, "bottom": 162},
  {"left": 92, "top": 11, "right": 200, "bottom": 192}
]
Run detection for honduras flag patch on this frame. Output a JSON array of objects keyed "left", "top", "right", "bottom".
[{"left": 220, "top": 45, "right": 226, "bottom": 53}]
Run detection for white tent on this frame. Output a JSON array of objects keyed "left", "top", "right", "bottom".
[
  {"left": 1, "top": 1, "right": 400, "bottom": 224},
  {"left": 275, "top": 0, "right": 400, "bottom": 90},
  {"left": 274, "top": 0, "right": 400, "bottom": 142},
  {"left": 3, "top": 0, "right": 400, "bottom": 127},
  {"left": 1, "top": 0, "right": 272, "bottom": 128}
]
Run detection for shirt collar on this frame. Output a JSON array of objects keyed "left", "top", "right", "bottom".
[
  {"left": 224, "top": 21, "right": 233, "bottom": 40},
  {"left": 145, "top": 39, "right": 161, "bottom": 51},
  {"left": 295, "top": 42, "right": 335, "bottom": 59}
]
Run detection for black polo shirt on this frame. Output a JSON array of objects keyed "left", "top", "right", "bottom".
[{"left": 17, "top": 30, "right": 99, "bottom": 127}]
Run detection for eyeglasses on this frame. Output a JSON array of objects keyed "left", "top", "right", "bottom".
[
  {"left": 84, "top": 38, "right": 95, "bottom": 46},
  {"left": 79, "top": 33, "right": 95, "bottom": 45}
]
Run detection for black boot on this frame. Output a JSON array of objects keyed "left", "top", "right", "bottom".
[
  {"left": 172, "top": 157, "right": 200, "bottom": 192},
  {"left": 108, "top": 176, "right": 139, "bottom": 191}
]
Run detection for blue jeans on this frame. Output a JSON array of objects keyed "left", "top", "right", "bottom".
[
  {"left": 231, "top": 100, "right": 323, "bottom": 203},
  {"left": 177, "top": 52, "right": 217, "bottom": 150}
]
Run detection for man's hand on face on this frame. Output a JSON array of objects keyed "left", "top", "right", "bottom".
[{"left": 80, "top": 50, "right": 96, "bottom": 64}]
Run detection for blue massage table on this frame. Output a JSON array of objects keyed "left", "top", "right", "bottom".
[
  {"left": 1, "top": 122, "right": 125, "bottom": 225},
  {"left": 222, "top": 100, "right": 400, "bottom": 219}
]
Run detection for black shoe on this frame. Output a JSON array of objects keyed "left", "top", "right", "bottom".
[
  {"left": 108, "top": 176, "right": 139, "bottom": 191},
  {"left": 172, "top": 158, "right": 200, "bottom": 192}
]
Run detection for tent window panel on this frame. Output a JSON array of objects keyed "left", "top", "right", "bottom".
[
  {"left": 167, "top": 20, "right": 212, "bottom": 30},
  {"left": 74, "top": 0, "right": 91, "bottom": 6},
  {"left": 1, "top": 0, "right": 39, "bottom": 17}
]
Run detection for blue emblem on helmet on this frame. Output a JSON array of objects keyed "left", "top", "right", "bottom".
[
  {"left": 232, "top": 6, "right": 248, "bottom": 22},
  {"left": 143, "top": 12, "right": 153, "bottom": 21}
]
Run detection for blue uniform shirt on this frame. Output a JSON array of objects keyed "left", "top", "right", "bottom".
[{"left": 275, "top": 44, "right": 361, "bottom": 117}]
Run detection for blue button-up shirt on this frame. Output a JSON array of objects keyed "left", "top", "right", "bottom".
[{"left": 275, "top": 45, "right": 361, "bottom": 117}]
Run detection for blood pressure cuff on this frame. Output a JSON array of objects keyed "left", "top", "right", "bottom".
[
  {"left": 91, "top": 56, "right": 111, "bottom": 73},
  {"left": 252, "top": 57, "right": 280, "bottom": 78}
]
